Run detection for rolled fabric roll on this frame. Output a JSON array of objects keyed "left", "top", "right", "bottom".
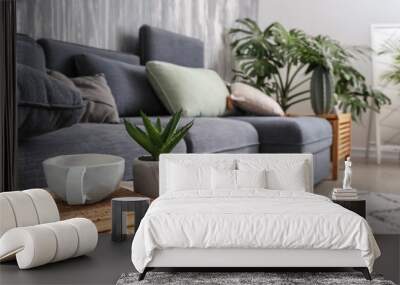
[
  {"left": 0, "top": 192, "right": 39, "bottom": 227},
  {"left": 0, "top": 226, "right": 57, "bottom": 269},
  {"left": 42, "top": 221, "right": 79, "bottom": 262},
  {"left": 0, "top": 196, "right": 16, "bottom": 237},
  {"left": 64, "top": 218, "right": 98, "bottom": 257},
  {"left": 23, "top": 189, "right": 60, "bottom": 224},
  {"left": 0, "top": 218, "right": 98, "bottom": 269}
]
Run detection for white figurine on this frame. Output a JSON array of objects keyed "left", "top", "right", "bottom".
[{"left": 342, "top": 157, "right": 352, "bottom": 190}]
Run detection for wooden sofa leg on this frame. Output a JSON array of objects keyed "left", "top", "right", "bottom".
[
  {"left": 354, "top": 267, "right": 371, "bottom": 280},
  {"left": 138, "top": 268, "right": 148, "bottom": 281}
]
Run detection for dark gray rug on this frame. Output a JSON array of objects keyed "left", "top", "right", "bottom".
[{"left": 116, "top": 272, "right": 396, "bottom": 285}]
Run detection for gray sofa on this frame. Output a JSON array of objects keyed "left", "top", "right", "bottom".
[{"left": 17, "top": 25, "right": 332, "bottom": 189}]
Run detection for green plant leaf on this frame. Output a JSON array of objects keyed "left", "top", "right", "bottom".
[
  {"left": 229, "top": 17, "right": 391, "bottom": 119},
  {"left": 161, "top": 120, "right": 194, "bottom": 153},
  {"left": 140, "top": 111, "right": 162, "bottom": 147},
  {"left": 161, "top": 110, "right": 182, "bottom": 142},
  {"left": 155, "top": 117, "right": 162, "bottom": 132},
  {"left": 123, "top": 119, "right": 155, "bottom": 157}
]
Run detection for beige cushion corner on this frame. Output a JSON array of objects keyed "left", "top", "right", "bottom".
[
  {"left": 230, "top": 82, "right": 284, "bottom": 116},
  {"left": 146, "top": 61, "right": 229, "bottom": 117}
]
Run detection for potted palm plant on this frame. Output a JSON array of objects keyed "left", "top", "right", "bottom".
[
  {"left": 229, "top": 18, "right": 391, "bottom": 120},
  {"left": 124, "top": 110, "right": 193, "bottom": 198}
]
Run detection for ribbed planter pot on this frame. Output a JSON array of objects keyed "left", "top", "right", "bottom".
[
  {"left": 310, "top": 66, "right": 334, "bottom": 115},
  {"left": 132, "top": 157, "right": 159, "bottom": 198}
]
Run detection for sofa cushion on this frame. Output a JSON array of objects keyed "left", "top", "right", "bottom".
[
  {"left": 37, "top": 38, "right": 140, "bottom": 76},
  {"left": 231, "top": 116, "right": 332, "bottom": 153},
  {"left": 75, "top": 54, "right": 168, "bottom": 117},
  {"left": 146, "top": 61, "right": 229, "bottom": 117},
  {"left": 185, "top": 118, "right": 259, "bottom": 153},
  {"left": 17, "top": 64, "right": 84, "bottom": 140},
  {"left": 17, "top": 123, "right": 187, "bottom": 189},
  {"left": 16, "top": 34, "right": 46, "bottom": 72},
  {"left": 139, "top": 25, "right": 204, "bottom": 67},
  {"left": 124, "top": 117, "right": 259, "bottom": 154}
]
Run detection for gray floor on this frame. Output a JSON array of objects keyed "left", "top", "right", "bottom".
[
  {"left": 315, "top": 157, "right": 400, "bottom": 196},
  {"left": 1, "top": 234, "right": 398, "bottom": 285},
  {"left": 0, "top": 234, "right": 133, "bottom": 285}
]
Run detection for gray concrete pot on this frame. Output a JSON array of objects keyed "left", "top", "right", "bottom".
[{"left": 132, "top": 157, "right": 159, "bottom": 198}]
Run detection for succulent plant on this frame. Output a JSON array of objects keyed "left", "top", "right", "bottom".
[{"left": 124, "top": 110, "right": 193, "bottom": 161}]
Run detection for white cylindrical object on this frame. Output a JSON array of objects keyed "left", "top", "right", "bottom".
[
  {"left": 0, "top": 226, "right": 57, "bottom": 269},
  {"left": 1, "top": 192, "right": 39, "bottom": 227},
  {"left": 23, "top": 189, "right": 60, "bottom": 223},
  {"left": 0, "top": 196, "right": 17, "bottom": 237},
  {"left": 64, "top": 218, "right": 98, "bottom": 257},
  {"left": 0, "top": 218, "right": 98, "bottom": 269},
  {"left": 43, "top": 221, "right": 79, "bottom": 262}
]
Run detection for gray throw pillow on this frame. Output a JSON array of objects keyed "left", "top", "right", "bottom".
[
  {"left": 48, "top": 70, "right": 120, "bottom": 123},
  {"left": 17, "top": 64, "right": 84, "bottom": 140},
  {"left": 16, "top": 34, "right": 46, "bottom": 72},
  {"left": 74, "top": 54, "right": 168, "bottom": 117}
]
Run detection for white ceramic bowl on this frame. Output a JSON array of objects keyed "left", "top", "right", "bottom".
[{"left": 43, "top": 154, "right": 125, "bottom": 205}]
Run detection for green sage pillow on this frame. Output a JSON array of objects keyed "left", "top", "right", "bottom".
[{"left": 146, "top": 61, "right": 229, "bottom": 116}]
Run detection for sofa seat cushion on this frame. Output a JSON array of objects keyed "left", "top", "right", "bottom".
[
  {"left": 17, "top": 123, "right": 187, "bottom": 189},
  {"left": 230, "top": 116, "right": 332, "bottom": 153},
  {"left": 185, "top": 118, "right": 258, "bottom": 153},
  {"left": 123, "top": 117, "right": 259, "bottom": 154},
  {"left": 124, "top": 116, "right": 193, "bottom": 127}
]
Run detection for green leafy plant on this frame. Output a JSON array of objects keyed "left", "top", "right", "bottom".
[
  {"left": 229, "top": 19, "right": 311, "bottom": 112},
  {"left": 380, "top": 40, "right": 400, "bottom": 91},
  {"left": 229, "top": 18, "right": 391, "bottom": 120},
  {"left": 124, "top": 110, "right": 193, "bottom": 161}
]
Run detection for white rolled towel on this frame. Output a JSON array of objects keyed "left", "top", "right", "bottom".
[{"left": 0, "top": 218, "right": 98, "bottom": 269}]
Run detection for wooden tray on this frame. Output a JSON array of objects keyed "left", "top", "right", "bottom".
[{"left": 52, "top": 182, "right": 144, "bottom": 233}]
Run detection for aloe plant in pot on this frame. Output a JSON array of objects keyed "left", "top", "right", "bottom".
[{"left": 124, "top": 110, "right": 193, "bottom": 197}]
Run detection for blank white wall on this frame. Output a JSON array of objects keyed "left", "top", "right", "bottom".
[{"left": 257, "top": 0, "right": 400, "bottom": 148}]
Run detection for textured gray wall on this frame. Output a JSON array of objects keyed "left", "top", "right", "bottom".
[{"left": 16, "top": 0, "right": 258, "bottom": 79}]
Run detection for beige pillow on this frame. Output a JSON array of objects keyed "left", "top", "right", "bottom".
[{"left": 229, "top": 82, "right": 284, "bottom": 116}]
